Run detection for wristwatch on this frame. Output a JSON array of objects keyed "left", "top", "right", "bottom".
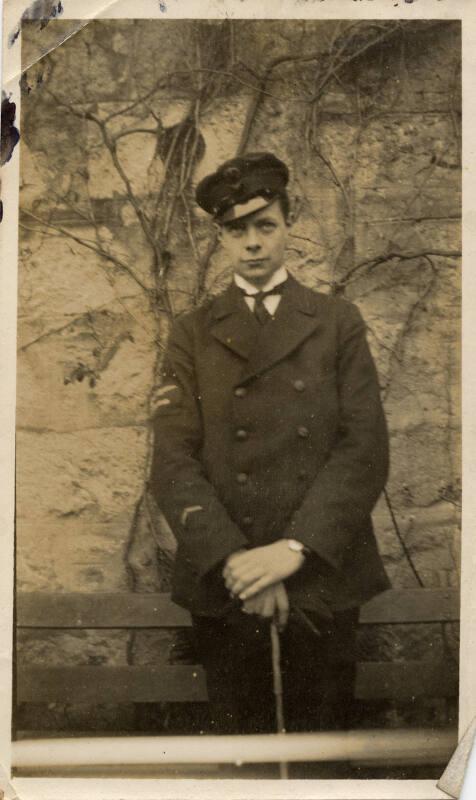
[{"left": 287, "top": 538, "right": 311, "bottom": 557}]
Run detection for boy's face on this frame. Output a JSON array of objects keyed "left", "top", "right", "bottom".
[{"left": 219, "top": 199, "right": 290, "bottom": 288}]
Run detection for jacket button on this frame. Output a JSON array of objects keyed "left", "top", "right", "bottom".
[
  {"left": 237, "top": 472, "right": 248, "bottom": 484},
  {"left": 236, "top": 428, "right": 248, "bottom": 441},
  {"left": 294, "top": 380, "right": 306, "bottom": 392},
  {"left": 235, "top": 387, "right": 247, "bottom": 398},
  {"left": 242, "top": 516, "right": 253, "bottom": 527},
  {"left": 297, "top": 426, "right": 310, "bottom": 438}
]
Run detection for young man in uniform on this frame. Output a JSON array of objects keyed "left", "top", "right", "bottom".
[{"left": 149, "top": 152, "right": 390, "bottom": 735}]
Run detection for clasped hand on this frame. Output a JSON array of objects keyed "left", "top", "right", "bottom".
[
  {"left": 241, "top": 582, "right": 289, "bottom": 629},
  {"left": 222, "top": 539, "right": 305, "bottom": 601}
]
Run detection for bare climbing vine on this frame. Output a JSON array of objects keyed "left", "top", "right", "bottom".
[{"left": 19, "top": 20, "right": 462, "bottom": 689}]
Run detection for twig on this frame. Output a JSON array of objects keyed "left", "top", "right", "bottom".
[
  {"left": 384, "top": 489, "right": 424, "bottom": 587},
  {"left": 17, "top": 294, "right": 143, "bottom": 353},
  {"left": 104, "top": 76, "right": 173, "bottom": 121},
  {"left": 341, "top": 249, "right": 461, "bottom": 286},
  {"left": 113, "top": 127, "right": 159, "bottom": 142},
  {"left": 308, "top": 22, "right": 405, "bottom": 105},
  {"left": 449, "top": 58, "right": 462, "bottom": 164},
  {"left": 21, "top": 210, "right": 151, "bottom": 294},
  {"left": 308, "top": 121, "right": 352, "bottom": 214}
]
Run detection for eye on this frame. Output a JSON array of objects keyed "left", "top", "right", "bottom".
[
  {"left": 228, "top": 223, "right": 246, "bottom": 238},
  {"left": 258, "top": 220, "right": 277, "bottom": 232},
  {"left": 230, "top": 225, "right": 245, "bottom": 239}
]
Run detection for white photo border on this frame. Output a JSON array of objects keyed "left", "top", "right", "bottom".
[{"left": 1, "top": 1, "right": 473, "bottom": 798}]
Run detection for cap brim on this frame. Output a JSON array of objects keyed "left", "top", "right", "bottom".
[{"left": 217, "top": 195, "right": 274, "bottom": 223}]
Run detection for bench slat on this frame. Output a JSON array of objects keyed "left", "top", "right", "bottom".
[
  {"left": 359, "top": 588, "right": 459, "bottom": 624},
  {"left": 17, "top": 665, "right": 207, "bottom": 703},
  {"left": 17, "top": 588, "right": 460, "bottom": 629},
  {"left": 355, "top": 660, "right": 458, "bottom": 700},
  {"left": 17, "top": 660, "right": 458, "bottom": 704},
  {"left": 17, "top": 592, "right": 192, "bottom": 628}
]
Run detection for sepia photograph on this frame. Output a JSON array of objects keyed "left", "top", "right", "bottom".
[{"left": 0, "top": 1, "right": 468, "bottom": 795}]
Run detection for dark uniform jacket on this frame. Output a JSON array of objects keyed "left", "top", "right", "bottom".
[{"left": 149, "top": 274, "right": 391, "bottom": 617}]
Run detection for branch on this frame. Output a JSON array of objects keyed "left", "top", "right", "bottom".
[
  {"left": 308, "top": 22, "right": 406, "bottom": 104},
  {"left": 384, "top": 489, "right": 424, "bottom": 587},
  {"left": 18, "top": 293, "right": 142, "bottom": 353},
  {"left": 382, "top": 256, "right": 439, "bottom": 399},
  {"left": 45, "top": 87, "right": 160, "bottom": 263},
  {"left": 103, "top": 76, "right": 172, "bottom": 121},
  {"left": 449, "top": 58, "right": 462, "bottom": 164},
  {"left": 164, "top": 67, "right": 280, "bottom": 99},
  {"left": 113, "top": 127, "right": 159, "bottom": 142},
  {"left": 340, "top": 249, "right": 461, "bottom": 286},
  {"left": 307, "top": 117, "right": 352, "bottom": 214},
  {"left": 44, "top": 88, "right": 102, "bottom": 124},
  {"left": 21, "top": 210, "right": 152, "bottom": 294},
  {"left": 236, "top": 21, "right": 409, "bottom": 155},
  {"left": 97, "top": 123, "right": 157, "bottom": 252},
  {"left": 150, "top": 121, "right": 183, "bottom": 228}
]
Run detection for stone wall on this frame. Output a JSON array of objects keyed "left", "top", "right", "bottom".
[{"left": 16, "top": 18, "right": 461, "bottom": 734}]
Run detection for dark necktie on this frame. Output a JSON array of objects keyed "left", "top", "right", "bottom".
[{"left": 241, "top": 281, "right": 286, "bottom": 325}]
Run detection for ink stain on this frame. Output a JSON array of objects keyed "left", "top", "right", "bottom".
[
  {"left": 9, "top": 0, "right": 64, "bottom": 47},
  {"left": 21, "top": 69, "right": 44, "bottom": 95},
  {"left": 159, "top": 1, "right": 167, "bottom": 11},
  {"left": 1, "top": 94, "right": 20, "bottom": 166}
]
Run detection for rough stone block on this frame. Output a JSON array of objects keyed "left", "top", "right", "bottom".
[
  {"left": 17, "top": 629, "right": 130, "bottom": 666},
  {"left": 17, "top": 300, "right": 157, "bottom": 431},
  {"left": 16, "top": 516, "right": 134, "bottom": 592},
  {"left": 16, "top": 427, "right": 148, "bottom": 522}
]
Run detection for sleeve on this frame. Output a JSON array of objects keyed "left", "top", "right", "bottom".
[
  {"left": 148, "top": 316, "right": 248, "bottom": 578},
  {"left": 284, "top": 301, "right": 389, "bottom": 571}
]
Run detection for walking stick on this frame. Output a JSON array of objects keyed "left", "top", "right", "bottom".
[{"left": 270, "top": 620, "right": 289, "bottom": 779}]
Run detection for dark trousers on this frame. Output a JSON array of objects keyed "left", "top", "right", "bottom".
[{"left": 192, "top": 606, "right": 359, "bottom": 735}]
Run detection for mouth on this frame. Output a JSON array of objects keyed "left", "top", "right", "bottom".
[{"left": 244, "top": 258, "right": 268, "bottom": 265}]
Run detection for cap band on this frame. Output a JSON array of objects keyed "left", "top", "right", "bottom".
[{"left": 218, "top": 195, "right": 274, "bottom": 223}]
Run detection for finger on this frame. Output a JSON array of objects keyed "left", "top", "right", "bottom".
[
  {"left": 225, "top": 567, "right": 261, "bottom": 592},
  {"left": 225, "top": 563, "right": 264, "bottom": 586},
  {"left": 222, "top": 552, "right": 246, "bottom": 578},
  {"left": 260, "top": 593, "right": 276, "bottom": 618},
  {"left": 276, "top": 589, "right": 289, "bottom": 630},
  {"left": 238, "top": 574, "right": 273, "bottom": 600},
  {"left": 224, "top": 575, "right": 237, "bottom": 592},
  {"left": 228, "top": 568, "right": 264, "bottom": 596},
  {"left": 242, "top": 594, "right": 263, "bottom": 615}
]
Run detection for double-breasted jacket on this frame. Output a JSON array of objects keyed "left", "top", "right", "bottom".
[{"left": 149, "top": 274, "right": 391, "bottom": 617}]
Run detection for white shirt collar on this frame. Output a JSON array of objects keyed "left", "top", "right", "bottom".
[{"left": 233, "top": 266, "right": 288, "bottom": 296}]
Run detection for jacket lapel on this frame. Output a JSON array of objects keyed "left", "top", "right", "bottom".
[
  {"left": 210, "top": 283, "right": 259, "bottom": 361},
  {"left": 210, "top": 275, "right": 322, "bottom": 383},
  {"left": 241, "top": 275, "right": 322, "bottom": 382}
]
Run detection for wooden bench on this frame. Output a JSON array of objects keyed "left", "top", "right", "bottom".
[{"left": 16, "top": 588, "right": 459, "bottom": 707}]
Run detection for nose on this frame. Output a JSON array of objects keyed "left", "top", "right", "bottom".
[{"left": 245, "top": 227, "right": 261, "bottom": 253}]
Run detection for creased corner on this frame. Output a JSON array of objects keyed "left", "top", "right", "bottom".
[
  {"left": 438, "top": 716, "right": 476, "bottom": 799},
  {"left": 5, "top": 0, "right": 128, "bottom": 85},
  {"left": 0, "top": 764, "right": 20, "bottom": 800}
]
